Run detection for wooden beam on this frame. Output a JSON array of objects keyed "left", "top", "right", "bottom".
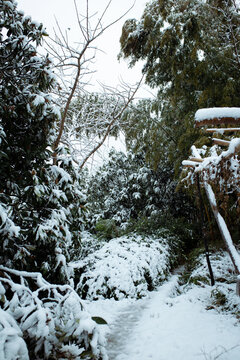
[
  {"left": 195, "top": 117, "right": 240, "bottom": 127},
  {"left": 183, "top": 164, "right": 195, "bottom": 168},
  {"left": 189, "top": 156, "right": 204, "bottom": 163},
  {"left": 212, "top": 138, "right": 230, "bottom": 146},
  {"left": 204, "top": 183, "right": 240, "bottom": 295}
]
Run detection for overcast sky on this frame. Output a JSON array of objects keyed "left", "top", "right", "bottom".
[{"left": 17, "top": 0, "right": 150, "bottom": 96}]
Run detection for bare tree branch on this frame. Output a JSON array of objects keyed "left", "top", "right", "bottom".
[
  {"left": 48, "top": 0, "right": 137, "bottom": 164},
  {"left": 79, "top": 76, "right": 143, "bottom": 169}
]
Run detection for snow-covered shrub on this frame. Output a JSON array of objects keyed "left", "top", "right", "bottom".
[
  {"left": 0, "top": 309, "right": 29, "bottom": 360},
  {"left": 79, "top": 231, "right": 109, "bottom": 259},
  {"left": 0, "top": 266, "right": 107, "bottom": 360},
  {"left": 75, "top": 233, "right": 174, "bottom": 300}
]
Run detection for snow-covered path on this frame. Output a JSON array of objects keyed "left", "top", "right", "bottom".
[
  {"left": 104, "top": 275, "right": 240, "bottom": 360},
  {"left": 106, "top": 299, "right": 147, "bottom": 359}
]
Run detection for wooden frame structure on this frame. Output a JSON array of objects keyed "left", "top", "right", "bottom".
[{"left": 183, "top": 108, "right": 240, "bottom": 295}]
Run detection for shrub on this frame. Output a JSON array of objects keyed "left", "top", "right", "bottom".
[
  {"left": 0, "top": 266, "right": 106, "bottom": 360},
  {"left": 74, "top": 233, "right": 176, "bottom": 300}
]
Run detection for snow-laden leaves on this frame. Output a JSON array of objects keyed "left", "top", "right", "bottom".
[
  {"left": 0, "top": 309, "right": 29, "bottom": 360},
  {"left": 0, "top": 0, "right": 74, "bottom": 282},
  {"left": 74, "top": 233, "right": 175, "bottom": 300},
  {"left": 87, "top": 149, "right": 189, "bottom": 230},
  {"left": 0, "top": 267, "right": 107, "bottom": 360}
]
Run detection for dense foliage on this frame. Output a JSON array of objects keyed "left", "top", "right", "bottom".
[
  {"left": 0, "top": 0, "right": 86, "bottom": 284},
  {"left": 87, "top": 149, "right": 195, "bottom": 231},
  {"left": 0, "top": 2, "right": 104, "bottom": 359},
  {"left": 119, "top": 0, "right": 240, "bottom": 169}
]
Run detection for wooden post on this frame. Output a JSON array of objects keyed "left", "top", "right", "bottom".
[
  {"left": 197, "top": 175, "right": 215, "bottom": 286},
  {"left": 204, "top": 183, "right": 240, "bottom": 296}
]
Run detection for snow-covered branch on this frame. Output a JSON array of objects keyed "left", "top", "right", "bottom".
[{"left": 0, "top": 266, "right": 107, "bottom": 359}]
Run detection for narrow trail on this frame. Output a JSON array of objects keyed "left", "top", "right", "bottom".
[
  {"left": 105, "top": 275, "right": 179, "bottom": 360},
  {"left": 105, "top": 274, "right": 240, "bottom": 360},
  {"left": 106, "top": 300, "right": 147, "bottom": 360}
]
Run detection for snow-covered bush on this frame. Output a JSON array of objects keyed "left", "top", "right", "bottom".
[
  {"left": 0, "top": 266, "right": 107, "bottom": 360},
  {"left": 74, "top": 233, "right": 175, "bottom": 300},
  {"left": 0, "top": 309, "right": 29, "bottom": 360}
]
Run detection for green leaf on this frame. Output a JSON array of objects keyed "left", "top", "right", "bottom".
[
  {"left": 91, "top": 316, "right": 108, "bottom": 325},
  {"left": 0, "top": 151, "right": 8, "bottom": 159}
]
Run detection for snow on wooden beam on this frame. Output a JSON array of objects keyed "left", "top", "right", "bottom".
[
  {"left": 191, "top": 145, "right": 202, "bottom": 160},
  {"left": 195, "top": 108, "right": 240, "bottom": 127},
  {"left": 182, "top": 160, "right": 198, "bottom": 167},
  {"left": 206, "top": 128, "right": 240, "bottom": 133}
]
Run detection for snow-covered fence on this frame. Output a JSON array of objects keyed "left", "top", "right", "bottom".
[
  {"left": 182, "top": 108, "right": 240, "bottom": 296},
  {"left": 0, "top": 266, "right": 107, "bottom": 360}
]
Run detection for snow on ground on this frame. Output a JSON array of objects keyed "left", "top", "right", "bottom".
[
  {"left": 115, "top": 278, "right": 239, "bottom": 360},
  {"left": 84, "top": 251, "right": 240, "bottom": 360}
]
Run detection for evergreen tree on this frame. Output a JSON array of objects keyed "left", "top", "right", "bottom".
[
  {"left": 87, "top": 149, "right": 195, "bottom": 238},
  {"left": 0, "top": 0, "right": 85, "bottom": 283},
  {"left": 119, "top": 0, "right": 240, "bottom": 170}
]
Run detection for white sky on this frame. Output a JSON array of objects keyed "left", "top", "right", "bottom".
[{"left": 17, "top": 0, "right": 151, "bottom": 97}]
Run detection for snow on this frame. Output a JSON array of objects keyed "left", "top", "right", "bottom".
[
  {"left": 205, "top": 182, "right": 217, "bottom": 208},
  {"left": 182, "top": 159, "right": 199, "bottom": 167},
  {"left": 0, "top": 309, "right": 29, "bottom": 360},
  {"left": 3, "top": 1, "right": 14, "bottom": 10},
  {"left": 52, "top": 104, "right": 61, "bottom": 119},
  {"left": 0, "top": 204, "right": 20, "bottom": 238},
  {"left": 195, "top": 107, "right": 240, "bottom": 122},
  {"left": 118, "top": 282, "right": 240, "bottom": 360},
  {"left": 191, "top": 145, "right": 203, "bottom": 159},
  {"left": 84, "top": 251, "right": 240, "bottom": 360},
  {"left": 224, "top": 137, "right": 240, "bottom": 156}
]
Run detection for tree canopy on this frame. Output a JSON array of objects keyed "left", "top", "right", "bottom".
[{"left": 119, "top": 0, "right": 240, "bottom": 169}]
